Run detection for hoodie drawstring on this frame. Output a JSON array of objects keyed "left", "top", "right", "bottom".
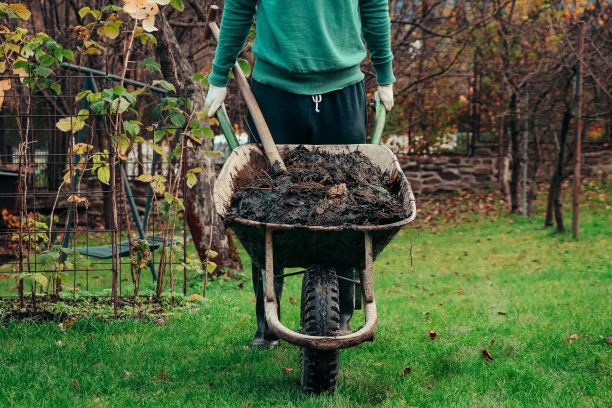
[{"left": 312, "top": 94, "right": 322, "bottom": 113}]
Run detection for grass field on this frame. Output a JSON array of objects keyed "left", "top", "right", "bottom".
[{"left": 0, "top": 175, "right": 610, "bottom": 407}]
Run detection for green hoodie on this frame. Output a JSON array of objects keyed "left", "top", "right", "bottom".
[{"left": 208, "top": 0, "right": 395, "bottom": 95}]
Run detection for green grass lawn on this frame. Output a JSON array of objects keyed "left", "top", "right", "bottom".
[{"left": 0, "top": 176, "right": 610, "bottom": 407}]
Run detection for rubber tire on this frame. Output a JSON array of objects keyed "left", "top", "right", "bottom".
[{"left": 299, "top": 265, "right": 340, "bottom": 394}]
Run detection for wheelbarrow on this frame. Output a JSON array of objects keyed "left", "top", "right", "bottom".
[
  {"left": 205, "top": 5, "right": 416, "bottom": 393},
  {"left": 212, "top": 105, "right": 415, "bottom": 394}
]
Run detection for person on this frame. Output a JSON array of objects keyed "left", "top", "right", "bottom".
[{"left": 205, "top": 0, "right": 395, "bottom": 347}]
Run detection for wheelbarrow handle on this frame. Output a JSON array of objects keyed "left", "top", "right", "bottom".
[
  {"left": 216, "top": 104, "right": 240, "bottom": 151},
  {"left": 369, "top": 92, "right": 386, "bottom": 146}
]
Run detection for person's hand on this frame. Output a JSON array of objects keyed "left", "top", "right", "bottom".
[
  {"left": 377, "top": 84, "right": 394, "bottom": 112},
  {"left": 205, "top": 84, "right": 227, "bottom": 117}
]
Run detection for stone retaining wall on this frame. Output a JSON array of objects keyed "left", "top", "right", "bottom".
[{"left": 398, "top": 145, "right": 612, "bottom": 195}]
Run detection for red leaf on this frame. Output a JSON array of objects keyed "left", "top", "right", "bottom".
[
  {"left": 288, "top": 297, "right": 297, "bottom": 305},
  {"left": 72, "top": 379, "right": 78, "bottom": 387},
  {"left": 605, "top": 335, "right": 612, "bottom": 345},
  {"left": 208, "top": 382, "right": 214, "bottom": 386},
  {"left": 428, "top": 330, "right": 437, "bottom": 340},
  {"left": 490, "top": 339, "right": 497, "bottom": 344},
  {"left": 457, "top": 288, "right": 464, "bottom": 293},
  {"left": 481, "top": 349, "right": 493, "bottom": 363},
  {"left": 281, "top": 367, "right": 295, "bottom": 373},
  {"left": 153, "top": 370, "right": 168, "bottom": 380}
]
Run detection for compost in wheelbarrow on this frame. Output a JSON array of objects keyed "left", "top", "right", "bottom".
[
  {"left": 214, "top": 144, "right": 416, "bottom": 271},
  {"left": 228, "top": 145, "right": 409, "bottom": 227}
]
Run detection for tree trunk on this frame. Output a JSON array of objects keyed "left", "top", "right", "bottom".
[
  {"left": 508, "top": 92, "right": 521, "bottom": 213},
  {"left": 156, "top": 15, "right": 243, "bottom": 276},
  {"left": 545, "top": 108, "right": 571, "bottom": 230}
]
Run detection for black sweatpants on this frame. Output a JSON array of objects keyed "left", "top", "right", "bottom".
[
  {"left": 247, "top": 79, "right": 365, "bottom": 330},
  {"left": 247, "top": 79, "right": 367, "bottom": 145}
]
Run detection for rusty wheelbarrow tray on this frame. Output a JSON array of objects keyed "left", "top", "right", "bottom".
[{"left": 213, "top": 143, "right": 416, "bottom": 351}]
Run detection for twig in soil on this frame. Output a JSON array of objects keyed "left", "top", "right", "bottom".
[{"left": 261, "top": 169, "right": 273, "bottom": 181}]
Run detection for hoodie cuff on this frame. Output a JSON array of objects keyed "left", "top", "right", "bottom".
[
  {"left": 373, "top": 60, "right": 395, "bottom": 86},
  {"left": 208, "top": 63, "right": 231, "bottom": 87}
]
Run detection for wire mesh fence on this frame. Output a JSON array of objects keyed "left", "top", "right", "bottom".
[{"left": 0, "top": 66, "right": 200, "bottom": 310}]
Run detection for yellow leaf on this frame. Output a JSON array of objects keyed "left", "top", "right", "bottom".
[
  {"left": 7, "top": 4, "right": 31, "bottom": 20},
  {"left": 56, "top": 117, "right": 86, "bottom": 133}
]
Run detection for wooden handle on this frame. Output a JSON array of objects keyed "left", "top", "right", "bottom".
[{"left": 206, "top": 10, "right": 287, "bottom": 174}]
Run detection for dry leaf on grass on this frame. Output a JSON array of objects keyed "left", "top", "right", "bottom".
[
  {"left": 152, "top": 369, "right": 168, "bottom": 380},
  {"left": 399, "top": 366, "right": 412, "bottom": 376},
  {"left": 457, "top": 288, "right": 464, "bottom": 293},
  {"left": 281, "top": 367, "right": 295, "bottom": 374},
  {"left": 482, "top": 349, "right": 494, "bottom": 363},
  {"left": 569, "top": 333, "right": 578, "bottom": 346},
  {"left": 288, "top": 297, "right": 297, "bottom": 305},
  {"left": 428, "top": 330, "right": 437, "bottom": 340}
]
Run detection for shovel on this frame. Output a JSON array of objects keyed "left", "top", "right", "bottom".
[{"left": 204, "top": 5, "right": 287, "bottom": 175}]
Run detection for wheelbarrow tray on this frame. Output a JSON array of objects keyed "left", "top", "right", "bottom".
[{"left": 214, "top": 144, "right": 416, "bottom": 269}]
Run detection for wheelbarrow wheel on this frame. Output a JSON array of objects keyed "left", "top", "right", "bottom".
[{"left": 299, "top": 265, "right": 340, "bottom": 394}]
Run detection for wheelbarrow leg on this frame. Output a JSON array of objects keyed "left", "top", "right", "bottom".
[
  {"left": 253, "top": 228, "right": 282, "bottom": 347},
  {"left": 252, "top": 263, "right": 283, "bottom": 348}
]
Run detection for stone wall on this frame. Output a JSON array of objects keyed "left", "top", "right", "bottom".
[{"left": 398, "top": 145, "right": 612, "bottom": 195}]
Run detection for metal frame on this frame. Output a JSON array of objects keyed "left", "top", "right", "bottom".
[
  {"left": 59, "top": 63, "right": 172, "bottom": 281},
  {"left": 263, "top": 228, "right": 377, "bottom": 351}
]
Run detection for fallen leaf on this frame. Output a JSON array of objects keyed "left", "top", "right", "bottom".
[
  {"left": 153, "top": 317, "right": 166, "bottom": 326},
  {"left": 152, "top": 369, "right": 168, "bottom": 380},
  {"left": 288, "top": 297, "right": 297, "bottom": 305},
  {"left": 373, "top": 362, "right": 384, "bottom": 366},
  {"left": 72, "top": 379, "right": 78, "bottom": 387},
  {"left": 399, "top": 366, "right": 412, "bottom": 376},
  {"left": 208, "top": 382, "right": 214, "bottom": 386},
  {"left": 0, "top": 274, "right": 11, "bottom": 279},
  {"left": 64, "top": 318, "right": 76, "bottom": 329},
  {"left": 481, "top": 349, "right": 493, "bottom": 363},
  {"left": 242, "top": 346, "right": 249, "bottom": 351},
  {"left": 490, "top": 339, "right": 497, "bottom": 344},
  {"left": 457, "top": 288, "right": 464, "bottom": 293},
  {"left": 422, "top": 311, "right": 431, "bottom": 315},
  {"left": 237, "top": 283, "right": 244, "bottom": 289},
  {"left": 123, "top": 370, "right": 131, "bottom": 379},
  {"left": 605, "top": 335, "right": 612, "bottom": 345},
  {"left": 429, "top": 292, "right": 434, "bottom": 296},
  {"left": 428, "top": 330, "right": 437, "bottom": 340},
  {"left": 281, "top": 367, "right": 295, "bottom": 374},
  {"left": 569, "top": 333, "right": 578, "bottom": 346}
]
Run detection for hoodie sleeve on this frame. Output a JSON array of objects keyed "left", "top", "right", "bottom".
[
  {"left": 360, "top": 0, "right": 395, "bottom": 85},
  {"left": 208, "top": 0, "right": 258, "bottom": 87}
]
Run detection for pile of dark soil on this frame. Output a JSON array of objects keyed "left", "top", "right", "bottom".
[{"left": 228, "top": 146, "right": 408, "bottom": 226}]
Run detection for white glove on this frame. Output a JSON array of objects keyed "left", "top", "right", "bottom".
[
  {"left": 378, "top": 84, "right": 394, "bottom": 112},
  {"left": 205, "top": 84, "right": 227, "bottom": 117}
]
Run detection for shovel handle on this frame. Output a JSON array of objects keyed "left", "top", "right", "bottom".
[{"left": 205, "top": 6, "right": 287, "bottom": 174}]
